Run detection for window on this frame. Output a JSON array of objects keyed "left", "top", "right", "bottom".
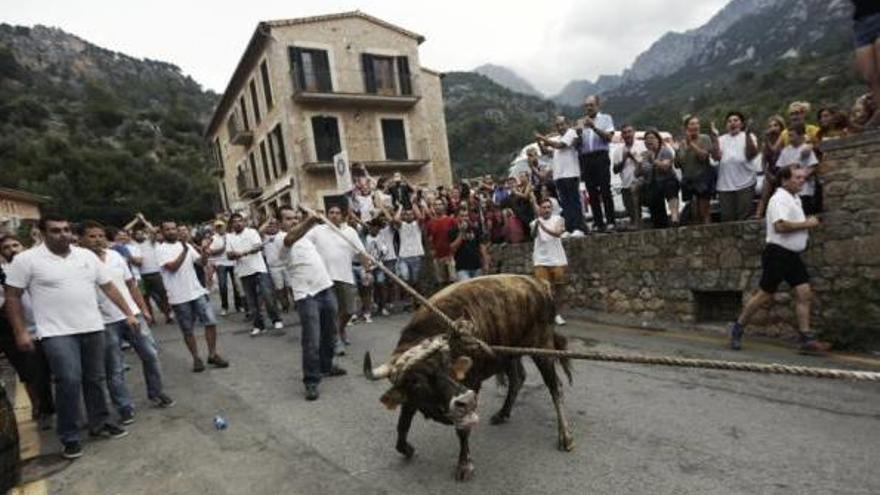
[
  {"left": 260, "top": 60, "right": 274, "bottom": 109},
  {"left": 259, "top": 140, "right": 272, "bottom": 184},
  {"left": 381, "top": 119, "right": 408, "bottom": 160},
  {"left": 362, "top": 54, "right": 412, "bottom": 95},
  {"left": 213, "top": 138, "right": 224, "bottom": 169},
  {"left": 271, "top": 124, "right": 288, "bottom": 173},
  {"left": 220, "top": 181, "right": 229, "bottom": 210},
  {"left": 249, "top": 152, "right": 259, "bottom": 187},
  {"left": 311, "top": 116, "right": 341, "bottom": 162},
  {"left": 238, "top": 96, "right": 250, "bottom": 131},
  {"left": 289, "top": 47, "right": 332, "bottom": 92},
  {"left": 249, "top": 79, "right": 261, "bottom": 125},
  {"left": 267, "top": 132, "right": 279, "bottom": 178}
]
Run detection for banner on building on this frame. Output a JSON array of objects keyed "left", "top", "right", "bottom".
[{"left": 333, "top": 150, "right": 353, "bottom": 193}]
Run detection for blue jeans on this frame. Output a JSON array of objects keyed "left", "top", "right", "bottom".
[
  {"left": 105, "top": 315, "right": 164, "bottom": 410},
  {"left": 41, "top": 331, "right": 112, "bottom": 444},
  {"left": 240, "top": 272, "right": 281, "bottom": 329},
  {"left": 297, "top": 288, "right": 338, "bottom": 385},
  {"left": 555, "top": 177, "right": 585, "bottom": 232},
  {"left": 456, "top": 269, "right": 481, "bottom": 281},
  {"left": 397, "top": 256, "right": 423, "bottom": 283},
  {"left": 215, "top": 264, "right": 241, "bottom": 311}
]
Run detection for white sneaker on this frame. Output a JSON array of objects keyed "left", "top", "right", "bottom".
[
  {"left": 250, "top": 328, "right": 262, "bottom": 337},
  {"left": 571, "top": 230, "right": 586, "bottom": 238},
  {"left": 561, "top": 232, "right": 572, "bottom": 239},
  {"left": 220, "top": 309, "right": 228, "bottom": 317},
  {"left": 364, "top": 313, "right": 373, "bottom": 324},
  {"left": 381, "top": 308, "right": 390, "bottom": 316},
  {"left": 273, "top": 320, "right": 284, "bottom": 330},
  {"left": 554, "top": 314, "right": 567, "bottom": 326}
]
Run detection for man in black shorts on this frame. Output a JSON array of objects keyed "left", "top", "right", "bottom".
[{"left": 728, "top": 166, "right": 829, "bottom": 353}]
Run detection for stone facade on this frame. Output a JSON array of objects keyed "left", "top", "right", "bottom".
[
  {"left": 489, "top": 132, "right": 880, "bottom": 350},
  {"left": 205, "top": 12, "right": 452, "bottom": 218}
]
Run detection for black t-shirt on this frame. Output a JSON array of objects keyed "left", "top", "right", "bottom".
[
  {"left": 448, "top": 224, "right": 484, "bottom": 271},
  {"left": 388, "top": 183, "right": 413, "bottom": 209},
  {"left": 853, "top": 0, "right": 880, "bottom": 20}
]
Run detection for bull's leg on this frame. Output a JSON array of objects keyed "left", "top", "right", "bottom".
[
  {"left": 395, "top": 404, "right": 416, "bottom": 459},
  {"left": 454, "top": 427, "right": 475, "bottom": 481},
  {"left": 533, "top": 356, "right": 575, "bottom": 452},
  {"left": 491, "top": 358, "right": 526, "bottom": 425}
]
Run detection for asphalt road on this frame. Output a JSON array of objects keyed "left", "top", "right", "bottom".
[{"left": 27, "top": 306, "right": 880, "bottom": 495}]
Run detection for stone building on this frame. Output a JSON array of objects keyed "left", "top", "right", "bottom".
[
  {"left": 205, "top": 11, "right": 453, "bottom": 217},
  {"left": 0, "top": 188, "right": 46, "bottom": 234}
]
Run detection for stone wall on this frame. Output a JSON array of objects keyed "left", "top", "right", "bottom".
[{"left": 489, "top": 132, "right": 880, "bottom": 349}]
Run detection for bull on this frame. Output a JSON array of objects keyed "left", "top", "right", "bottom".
[{"left": 364, "top": 274, "right": 575, "bottom": 481}]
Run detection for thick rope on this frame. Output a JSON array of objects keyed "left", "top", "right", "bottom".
[{"left": 490, "top": 346, "right": 880, "bottom": 382}]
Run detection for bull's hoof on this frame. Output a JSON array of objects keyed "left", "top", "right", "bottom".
[
  {"left": 396, "top": 441, "right": 415, "bottom": 459},
  {"left": 489, "top": 412, "right": 509, "bottom": 425},
  {"left": 454, "top": 461, "right": 475, "bottom": 481},
  {"left": 558, "top": 435, "right": 575, "bottom": 452}
]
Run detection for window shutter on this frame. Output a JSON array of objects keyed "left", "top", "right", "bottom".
[
  {"left": 381, "top": 119, "right": 407, "bottom": 160},
  {"left": 315, "top": 50, "right": 332, "bottom": 92},
  {"left": 396, "top": 56, "right": 412, "bottom": 95},
  {"left": 289, "top": 47, "right": 306, "bottom": 91},
  {"left": 362, "top": 54, "right": 377, "bottom": 94}
]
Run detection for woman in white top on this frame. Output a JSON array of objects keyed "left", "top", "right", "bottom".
[{"left": 710, "top": 111, "right": 759, "bottom": 222}]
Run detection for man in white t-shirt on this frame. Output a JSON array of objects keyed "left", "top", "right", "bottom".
[
  {"left": 535, "top": 116, "right": 586, "bottom": 237},
  {"left": 157, "top": 220, "right": 229, "bottom": 372},
  {"left": 530, "top": 198, "right": 569, "bottom": 326},
  {"left": 4, "top": 215, "right": 137, "bottom": 458},
  {"left": 374, "top": 214, "right": 399, "bottom": 317},
  {"left": 132, "top": 221, "right": 173, "bottom": 324},
  {"left": 278, "top": 206, "right": 346, "bottom": 401},
  {"left": 80, "top": 221, "right": 175, "bottom": 426},
  {"left": 612, "top": 124, "right": 645, "bottom": 230},
  {"left": 729, "top": 166, "right": 829, "bottom": 354},
  {"left": 227, "top": 213, "right": 283, "bottom": 336},
  {"left": 260, "top": 217, "right": 292, "bottom": 313},
  {"left": 205, "top": 220, "right": 243, "bottom": 316},
  {"left": 288, "top": 204, "right": 369, "bottom": 352},
  {"left": 393, "top": 202, "right": 425, "bottom": 310},
  {"left": 775, "top": 123, "right": 820, "bottom": 215}
]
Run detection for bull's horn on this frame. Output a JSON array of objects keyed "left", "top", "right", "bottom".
[{"left": 363, "top": 352, "right": 392, "bottom": 381}]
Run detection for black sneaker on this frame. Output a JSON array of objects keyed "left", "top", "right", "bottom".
[
  {"left": 150, "top": 393, "right": 176, "bottom": 408},
  {"left": 193, "top": 358, "right": 206, "bottom": 373},
  {"left": 305, "top": 384, "right": 319, "bottom": 401},
  {"left": 729, "top": 322, "right": 744, "bottom": 351},
  {"left": 207, "top": 355, "right": 229, "bottom": 368},
  {"left": 323, "top": 366, "right": 348, "bottom": 377},
  {"left": 90, "top": 423, "right": 128, "bottom": 440},
  {"left": 119, "top": 407, "right": 135, "bottom": 425},
  {"left": 62, "top": 441, "right": 83, "bottom": 459}
]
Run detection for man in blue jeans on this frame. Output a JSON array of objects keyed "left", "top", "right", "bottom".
[
  {"left": 536, "top": 116, "right": 586, "bottom": 237},
  {"left": 79, "top": 221, "right": 175, "bottom": 427},
  {"left": 227, "top": 213, "right": 283, "bottom": 336},
  {"left": 280, "top": 206, "right": 346, "bottom": 400},
  {"left": 4, "top": 214, "right": 137, "bottom": 459}
]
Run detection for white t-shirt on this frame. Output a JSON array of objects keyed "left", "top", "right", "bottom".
[
  {"left": 96, "top": 249, "right": 140, "bottom": 324},
  {"left": 227, "top": 228, "right": 268, "bottom": 277},
  {"left": 550, "top": 128, "right": 580, "bottom": 180},
  {"left": 398, "top": 221, "right": 425, "bottom": 258},
  {"left": 207, "top": 234, "right": 233, "bottom": 267},
  {"left": 305, "top": 223, "right": 364, "bottom": 285},
  {"left": 365, "top": 234, "right": 386, "bottom": 261},
  {"left": 530, "top": 215, "right": 568, "bottom": 267},
  {"left": 378, "top": 225, "right": 397, "bottom": 261},
  {"left": 156, "top": 242, "right": 207, "bottom": 305},
  {"left": 4, "top": 244, "right": 111, "bottom": 338},
  {"left": 262, "top": 232, "right": 287, "bottom": 268},
  {"left": 124, "top": 242, "right": 142, "bottom": 280},
  {"left": 137, "top": 240, "right": 161, "bottom": 274},
  {"left": 766, "top": 188, "right": 808, "bottom": 252},
  {"left": 716, "top": 132, "right": 758, "bottom": 192},
  {"left": 549, "top": 197, "right": 562, "bottom": 217},
  {"left": 286, "top": 238, "right": 333, "bottom": 301},
  {"left": 354, "top": 193, "right": 375, "bottom": 223},
  {"left": 612, "top": 141, "right": 647, "bottom": 189},
  {"left": 776, "top": 144, "right": 819, "bottom": 197}
]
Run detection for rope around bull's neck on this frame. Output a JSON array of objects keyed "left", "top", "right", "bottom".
[{"left": 299, "top": 207, "right": 880, "bottom": 383}]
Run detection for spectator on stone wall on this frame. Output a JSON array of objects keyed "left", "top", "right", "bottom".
[
  {"left": 851, "top": 0, "right": 880, "bottom": 127},
  {"left": 710, "top": 112, "right": 759, "bottom": 221},
  {"left": 636, "top": 130, "right": 674, "bottom": 229},
  {"left": 776, "top": 124, "right": 821, "bottom": 215},
  {"left": 817, "top": 106, "right": 849, "bottom": 141},
  {"left": 576, "top": 95, "right": 616, "bottom": 232},
  {"left": 756, "top": 115, "right": 788, "bottom": 219},
  {"left": 675, "top": 116, "right": 715, "bottom": 225},
  {"left": 611, "top": 124, "right": 644, "bottom": 230},
  {"left": 781, "top": 101, "right": 821, "bottom": 148},
  {"left": 535, "top": 116, "right": 586, "bottom": 237}
]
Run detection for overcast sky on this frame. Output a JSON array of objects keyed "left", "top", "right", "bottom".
[{"left": 6, "top": 0, "right": 730, "bottom": 96}]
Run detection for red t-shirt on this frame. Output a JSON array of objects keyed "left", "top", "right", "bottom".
[{"left": 426, "top": 215, "right": 457, "bottom": 258}]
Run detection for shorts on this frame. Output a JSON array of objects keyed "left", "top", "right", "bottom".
[
  {"left": 681, "top": 167, "right": 717, "bottom": 201},
  {"left": 854, "top": 12, "right": 880, "bottom": 48},
  {"left": 535, "top": 265, "right": 569, "bottom": 285},
  {"left": 268, "top": 265, "right": 289, "bottom": 290},
  {"left": 759, "top": 244, "right": 810, "bottom": 293},
  {"left": 374, "top": 260, "right": 397, "bottom": 284},
  {"left": 172, "top": 295, "right": 218, "bottom": 335},
  {"left": 397, "top": 256, "right": 423, "bottom": 283},
  {"left": 433, "top": 257, "right": 456, "bottom": 284},
  {"left": 656, "top": 175, "right": 681, "bottom": 200},
  {"left": 333, "top": 281, "right": 357, "bottom": 315}
]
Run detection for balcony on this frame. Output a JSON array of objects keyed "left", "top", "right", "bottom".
[
  {"left": 226, "top": 113, "right": 253, "bottom": 147},
  {"left": 236, "top": 170, "right": 261, "bottom": 199},
  {"left": 291, "top": 67, "right": 421, "bottom": 109},
  {"left": 300, "top": 137, "right": 431, "bottom": 173}
]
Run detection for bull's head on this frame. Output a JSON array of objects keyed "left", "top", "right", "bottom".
[{"left": 364, "top": 335, "right": 481, "bottom": 429}]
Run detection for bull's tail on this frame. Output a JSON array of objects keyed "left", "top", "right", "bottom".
[{"left": 554, "top": 333, "right": 573, "bottom": 385}]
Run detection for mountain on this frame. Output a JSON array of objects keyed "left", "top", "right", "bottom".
[
  {"left": 473, "top": 63, "right": 543, "bottom": 98},
  {"left": 552, "top": 74, "right": 622, "bottom": 106},
  {"left": 0, "top": 24, "right": 219, "bottom": 226}
]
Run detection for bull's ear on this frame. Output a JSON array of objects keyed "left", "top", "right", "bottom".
[
  {"left": 450, "top": 356, "right": 473, "bottom": 381},
  {"left": 380, "top": 387, "right": 406, "bottom": 410}
]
